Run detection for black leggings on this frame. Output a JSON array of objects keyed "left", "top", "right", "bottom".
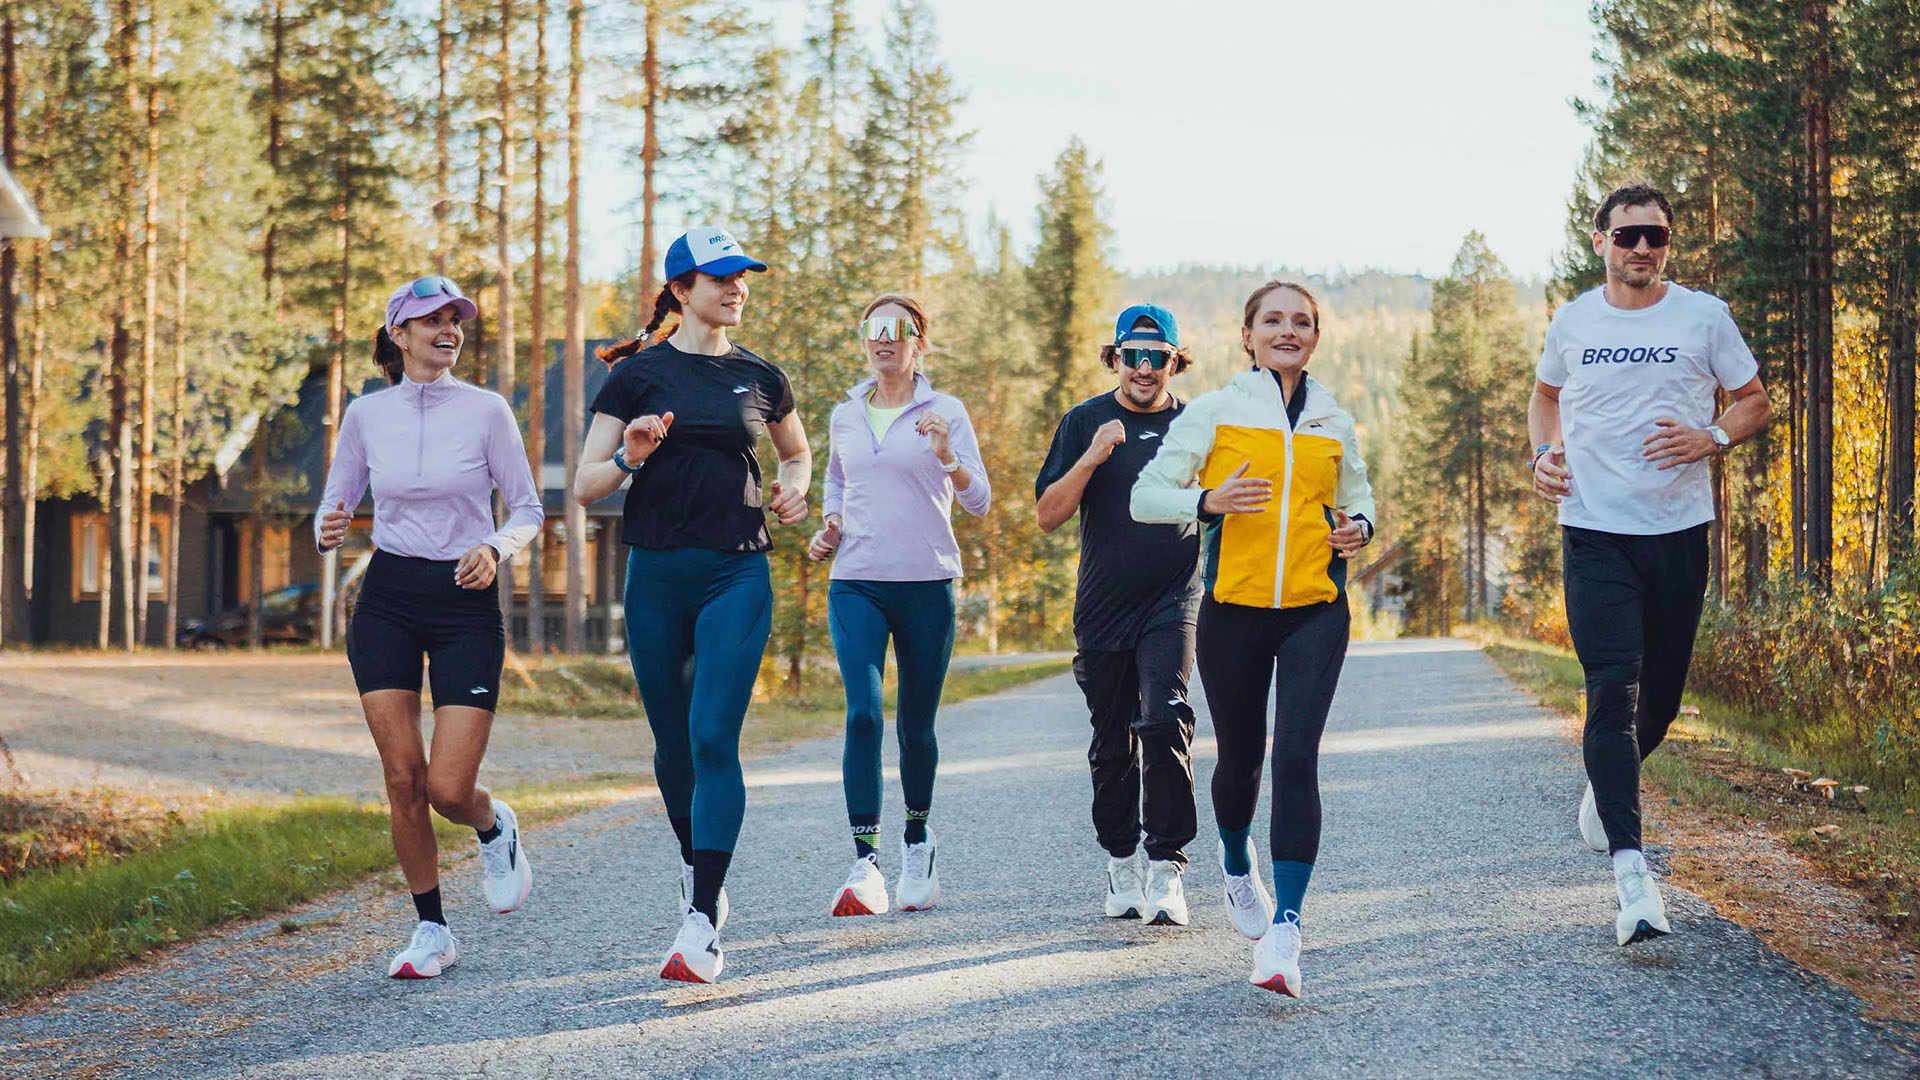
[
  {"left": 1197, "top": 597, "right": 1349, "bottom": 865},
  {"left": 1563, "top": 524, "right": 1709, "bottom": 852}
]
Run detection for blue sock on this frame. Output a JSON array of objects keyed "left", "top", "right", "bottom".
[
  {"left": 1218, "top": 826, "right": 1252, "bottom": 875},
  {"left": 1271, "top": 860, "right": 1313, "bottom": 923}
]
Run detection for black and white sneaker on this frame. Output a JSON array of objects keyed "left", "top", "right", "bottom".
[{"left": 478, "top": 799, "right": 532, "bottom": 914}]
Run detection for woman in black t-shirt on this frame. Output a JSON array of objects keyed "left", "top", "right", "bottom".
[{"left": 575, "top": 227, "right": 811, "bottom": 985}]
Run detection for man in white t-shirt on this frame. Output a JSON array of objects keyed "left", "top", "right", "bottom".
[{"left": 1529, "top": 182, "right": 1773, "bottom": 947}]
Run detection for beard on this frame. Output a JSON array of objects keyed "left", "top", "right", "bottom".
[
  {"left": 1612, "top": 259, "right": 1661, "bottom": 288},
  {"left": 1121, "top": 377, "right": 1165, "bottom": 407}
]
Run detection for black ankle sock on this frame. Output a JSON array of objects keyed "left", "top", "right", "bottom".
[
  {"left": 690, "top": 849, "right": 732, "bottom": 923},
  {"left": 411, "top": 886, "right": 446, "bottom": 926},
  {"left": 904, "top": 809, "right": 930, "bottom": 846},
  {"left": 669, "top": 815, "right": 696, "bottom": 866},
  {"left": 850, "top": 814, "right": 881, "bottom": 861},
  {"left": 475, "top": 813, "right": 502, "bottom": 844}
]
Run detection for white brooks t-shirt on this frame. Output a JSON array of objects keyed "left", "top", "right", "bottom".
[{"left": 1536, "top": 283, "right": 1759, "bottom": 535}]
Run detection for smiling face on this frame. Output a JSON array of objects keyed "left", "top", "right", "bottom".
[
  {"left": 675, "top": 270, "right": 749, "bottom": 329},
  {"left": 392, "top": 304, "right": 464, "bottom": 374},
  {"left": 1593, "top": 201, "right": 1671, "bottom": 289},
  {"left": 1114, "top": 337, "right": 1174, "bottom": 407},
  {"left": 861, "top": 301, "right": 923, "bottom": 380},
  {"left": 1241, "top": 287, "right": 1319, "bottom": 377}
]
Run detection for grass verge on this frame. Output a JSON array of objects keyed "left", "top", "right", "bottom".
[
  {"left": 1483, "top": 636, "right": 1920, "bottom": 1017},
  {"left": 0, "top": 656, "right": 1072, "bottom": 1005}
]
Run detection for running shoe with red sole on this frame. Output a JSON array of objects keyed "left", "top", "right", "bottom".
[
  {"left": 832, "top": 855, "right": 889, "bottom": 917},
  {"left": 660, "top": 910, "right": 723, "bottom": 983}
]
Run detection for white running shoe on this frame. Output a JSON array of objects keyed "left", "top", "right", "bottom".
[
  {"left": 660, "top": 910, "right": 724, "bottom": 984},
  {"left": 1143, "top": 859, "right": 1190, "bottom": 926},
  {"left": 898, "top": 831, "right": 940, "bottom": 912},
  {"left": 1250, "top": 916, "right": 1302, "bottom": 998},
  {"left": 387, "top": 920, "right": 457, "bottom": 979},
  {"left": 477, "top": 799, "right": 532, "bottom": 914},
  {"left": 832, "top": 855, "right": 890, "bottom": 917},
  {"left": 1219, "top": 839, "right": 1275, "bottom": 940},
  {"left": 1615, "top": 859, "right": 1673, "bottom": 946},
  {"left": 1104, "top": 851, "right": 1146, "bottom": 919},
  {"left": 679, "top": 862, "right": 730, "bottom": 931},
  {"left": 1579, "top": 783, "right": 1609, "bottom": 853}
]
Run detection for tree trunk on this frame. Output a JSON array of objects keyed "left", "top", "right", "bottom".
[
  {"left": 25, "top": 246, "right": 43, "bottom": 631},
  {"left": 563, "top": 0, "right": 586, "bottom": 654},
  {"left": 111, "top": 0, "right": 138, "bottom": 652},
  {"left": 527, "top": 0, "right": 550, "bottom": 654},
  {"left": 495, "top": 0, "right": 518, "bottom": 642},
  {"left": 1802, "top": 0, "right": 1834, "bottom": 586},
  {"left": 321, "top": 192, "right": 347, "bottom": 648},
  {"left": 639, "top": 0, "right": 659, "bottom": 318},
  {"left": 1890, "top": 261, "right": 1917, "bottom": 565},
  {"left": 136, "top": 14, "right": 160, "bottom": 647},
  {"left": 0, "top": 3, "right": 22, "bottom": 645},
  {"left": 434, "top": 0, "right": 452, "bottom": 276},
  {"left": 254, "top": 0, "right": 286, "bottom": 651},
  {"left": 167, "top": 188, "right": 188, "bottom": 650}
]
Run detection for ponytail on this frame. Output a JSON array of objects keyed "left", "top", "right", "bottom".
[
  {"left": 595, "top": 273, "right": 694, "bottom": 368},
  {"left": 373, "top": 325, "right": 404, "bottom": 384}
]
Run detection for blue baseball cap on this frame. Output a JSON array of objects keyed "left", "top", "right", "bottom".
[
  {"left": 664, "top": 226, "right": 769, "bottom": 280},
  {"left": 1113, "top": 303, "right": 1178, "bottom": 347}
]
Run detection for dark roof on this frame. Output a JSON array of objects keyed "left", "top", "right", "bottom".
[{"left": 214, "top": 341, "right": 629, "bottom": 517}]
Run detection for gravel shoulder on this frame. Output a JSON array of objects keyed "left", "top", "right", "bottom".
[{"left": 2, "top": 639, "right": 1914, "bottom": 1078}]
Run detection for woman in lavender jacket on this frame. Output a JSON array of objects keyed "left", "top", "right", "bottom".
[
  {"left": 315, "top": 276, "right": 543, "bottom": 980},
  {"left": 807, "top": 293, "right": 991, "bottom": 919}
]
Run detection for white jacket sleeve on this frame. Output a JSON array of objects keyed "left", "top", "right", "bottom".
[
  {"left": 1336, "top": 416, "right": 1377, "bottom": 524},
  {"left": 1130, "top": 396, "right": 1217, "bottom": 524}
]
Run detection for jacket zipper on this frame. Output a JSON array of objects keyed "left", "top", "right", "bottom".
[
  {"left": 415, "top": 385, "right": 426, "bottom": 478},
  {"left": 1274, "top": 414, "right": 1294, "bottom": 608}
]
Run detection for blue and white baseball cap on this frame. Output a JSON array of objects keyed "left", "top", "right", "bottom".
[
  {"left": 664, "top": 226, "right": 769, "bottom": 280},
  {"left": 1113, "top": 303, "right": 1178, "bottom": 347}
]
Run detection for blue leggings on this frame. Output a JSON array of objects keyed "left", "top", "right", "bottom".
[
  {"left": 623, "top": 547, "right": 772, "bottom": 855},
  {"left": 829, "top": 579, "right": 955, "bottom": 828}
]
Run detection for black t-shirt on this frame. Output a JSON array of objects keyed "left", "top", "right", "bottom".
[
  {"left": 589, "top": 341, "right": 796, "bottom": 552},
  {"left": 1034, "top": 391, "right": 1202, "bottom": 651}
]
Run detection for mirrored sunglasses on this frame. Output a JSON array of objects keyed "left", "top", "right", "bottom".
[
  {"left": 860, "top": 316, "right": 922, "bottom": 342},
  {"left": 1119, "top": 347, "right": 1173, "bottom": 371},
  {"left": 409, "top": 274, "right": 465, "bottom": 300}
]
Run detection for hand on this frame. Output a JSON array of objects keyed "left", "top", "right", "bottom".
[
  {"left": 1532, "top": 446, "right": 1572, "bottom": 502},
  {"left": 1081, "top": 419, "right": 1126, "bottom": 467},
  {"left": 622, "top": 411, "right": 674, "bottom": 463},
  {"left": 318, "top": 500, "right": 351, "bottom": 551},
  {"left": 1642, "top": 418, "right": 1716, "bottom": 470},
  {"left": 1328, "top": 510, "right": 1367, "bottom": 559},
  {"left": 767, "top": 479, "right": 807, "bottom": 525},
  {"left": 808, "top": 516, "right": 842, "bottom": 561},
  {"left": 916, "top": 410, "right": 953, "bottom": 464},
  {"left": 1201, "top": 461, "right": 1272, "bottom": 515},
  {"left": 454, "top": 544, "right": 498, "bottom": 590}
]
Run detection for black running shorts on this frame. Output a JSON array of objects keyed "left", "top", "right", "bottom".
[{"left": 346, "top": 550, "right": 507, "bottom": 712}]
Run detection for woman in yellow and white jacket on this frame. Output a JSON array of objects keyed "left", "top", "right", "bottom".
[{"left": 1130, "top": 280, "right": 1374, "bottom": 1000}]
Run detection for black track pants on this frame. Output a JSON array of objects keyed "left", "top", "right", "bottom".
[
  {"left": 1197, "top": 597, "right": 1349, "bottom": 866},
  {"left": 1562, "top": 523, "right": 1710, "bottom": 853},
  {"left": 1074, "top": 622, "right": 1199, "bottom": 866}
]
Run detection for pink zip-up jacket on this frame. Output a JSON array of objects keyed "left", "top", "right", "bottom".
[
  {"left": 821, "top": 373, "right": 991, "bottom": 581},
  {"left": 314, "top": 371, "right": 543, "bottom": 562}
]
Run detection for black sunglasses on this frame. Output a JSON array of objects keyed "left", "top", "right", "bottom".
[
  {"left": 1119, "top": 347, "right": 1173, "bottom": 371},
  {"left": 1609, "top": 224, "right": 1672, "bottom": 250}
]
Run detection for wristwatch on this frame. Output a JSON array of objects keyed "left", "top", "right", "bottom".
[
  {"left": 939, "top": 455, "right": 962, "bottom": 474},
  {"left": 1528, "top": 443, "right": 1554, "bottom": 474},
  {"left": 612, "top": 445, "right": 645, "bottom": 475},
  {"left": 1707, "top": 425, "right": 1731, "bottom": 452}
]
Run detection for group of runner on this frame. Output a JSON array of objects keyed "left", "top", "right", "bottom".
[{"left": 314, "top": 180, "right": 1773, "bottom": 998}]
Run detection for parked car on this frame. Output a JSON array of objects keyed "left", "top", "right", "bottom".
[{"left": 176, "top": 583, "right": 321, "bottom": 648}]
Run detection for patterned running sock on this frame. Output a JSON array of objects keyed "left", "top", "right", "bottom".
[
  {"left": 668, "top": 814, "right": 695, "bottom": 866},
  {"left": 1271, "top": 860, "right": 1314, "bottom": 923},
  {"left": 411, "top": 886, "right": 446, "bottom": 927},
  {"left": 690, "top": 849, "right": 732, "bottom": 923},
  {"left": 1219, "top": 826, "right": 1253, "bottom": 875},
  {"left": 475, "top": 813, "right": 502, "bottom": 844},
  {"left": 851, "top": 815, "right": 882, "bottom": 861},
  {"left": 904, "top": 809, "right": 931, "bottom": 846}
]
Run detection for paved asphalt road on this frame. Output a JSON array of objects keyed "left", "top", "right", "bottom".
[{"left": 4, "top": 639, "right": 1915, "bottom": 1078}]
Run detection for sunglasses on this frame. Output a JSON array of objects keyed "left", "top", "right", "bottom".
[
  {"left": 1118, "top": 347, "right": 1173, "bottom": 371},
  {"left": 860, "top": 316, "right": 922, "bottom": 342},
  {"left": 409, "top": 275, "right": 465, "bottom": 300},
  {"left": 1608, "top": 225, "right": 1672, "bottom": 250}
]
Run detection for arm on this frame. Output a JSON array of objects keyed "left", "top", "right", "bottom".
[
  {"left": 1329, "top": 420, "right": 1378, "bottom": 557},
  {"left": 1641, "top": 376, "right": 1772, "bottom": 469},
  {"left": 944, "top": 404, "right": 991, "bottom": 517},
  {"left": 1130, "top": 403, "right": 1217, "bottom": 524},
  {"left": 483, "top": 397, "right": 545, "bottom": 562},
  {"left": 1036, "top": 458, "right": 1098, "bottom": 533},
  {"left": 1033, "top": 412, "right": 1095, "bottom": 533},
  {"left": 1529, "top": 380, "right": 1572, "bottom": 501},
  {"left": 573, "top": 412, "right": 631, "bottom": 506},
  {"left": 315, "top": 405, "right": 368, "bottom": 553},
  {"left": 764, "top": 410, "right": 812, "bottom": 525}
]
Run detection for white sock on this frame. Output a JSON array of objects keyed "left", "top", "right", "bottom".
[{"left": 1612, "top": 848, "right": 1648, "bottom": 876}]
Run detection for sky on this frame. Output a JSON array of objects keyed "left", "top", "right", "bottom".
[{"left": 582, "top": 0, "right": 1603, "bottom": 284}]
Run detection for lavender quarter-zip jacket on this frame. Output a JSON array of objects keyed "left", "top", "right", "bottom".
[
  {"left": 314, "top": 372, "right": 544, "bottom": 562},
  {"left": 821, "top": 373, "right": 991, "bottom": 582}
]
